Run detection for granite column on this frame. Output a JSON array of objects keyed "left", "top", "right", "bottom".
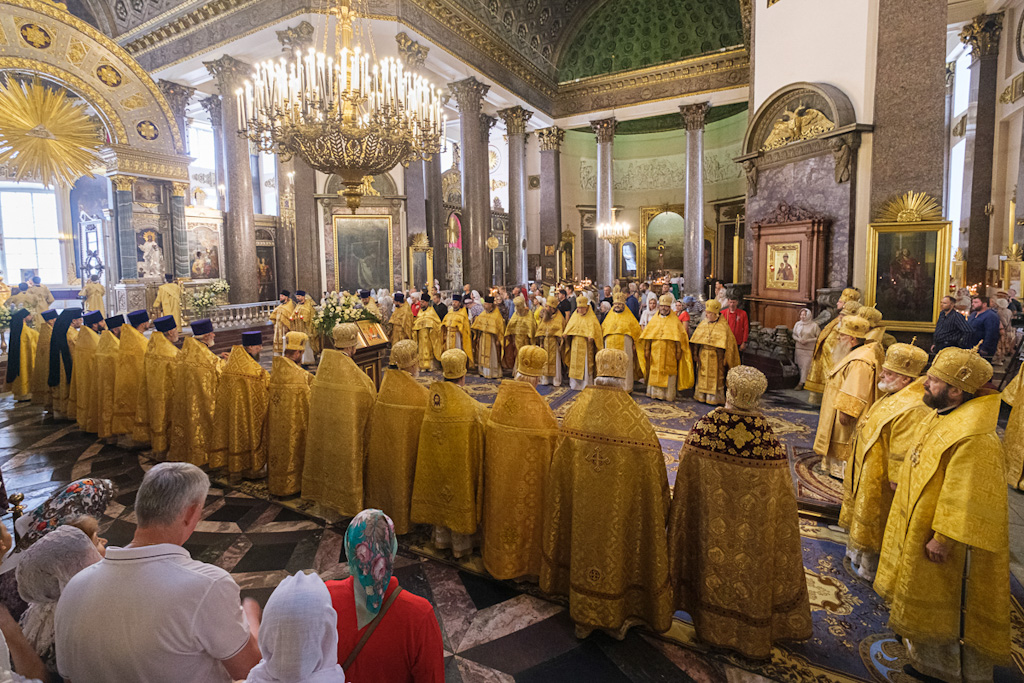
[
  {"left": 425, "top": 155, "right": 447, "bottom": 289},
  {"left": 276, "top": 159, "right": 298, "bottom": 295},
  {"left": 537, "top": 127, "right": 564, "bottom": 283},
  {"left": 499, "top": 106, "right": 532, "bottom": 286},
  {"left": 292, "top": 157, "right": 321, "bottom": 297},
  {"left": 110, "top": 175, "right": 137, "bottom": 279},
  {"left": 170, "top": 182, "right": 190, "bottom": 279},
  {"left": 591, "top": 118, "right": 616, "bottom": 287},
  {"left": 681, "top": 102, "right": 709, "bottom": 300},
  {"left": 449, "top": 77, "right": 491, "bottom": 290}
]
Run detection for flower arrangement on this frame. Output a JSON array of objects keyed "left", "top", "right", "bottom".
[
  {"left": 0, "top": 305, "right": 12, "bottom": 331},
  {"left": 187, "top": 279, "right": 230, "bottom": 316},
  {"left": 207, "top": 279, "right": 230, "bottom": 296},
  {"left": 313, "top": 291, "right": 380, "bottom": 336}
]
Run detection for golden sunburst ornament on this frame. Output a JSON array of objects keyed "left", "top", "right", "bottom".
[
  {"left": 876, "top": 191, "right": 944, "bottom": 223},
  {"left": 0, "top": 77, "right": 104, "bottom": 187}
]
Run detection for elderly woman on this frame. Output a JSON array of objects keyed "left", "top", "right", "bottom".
[
  {"left": 327, "top": 509, "right": 443, "bottom": 683},
  {"left": 792, "top": 308, "right": 820, "bottom": 388},
  {"left": 246, "top": 572, "right": 345, "bottom": 683},
  {"left": 17, "top": 525, "right": 102, "bottom": 676}
]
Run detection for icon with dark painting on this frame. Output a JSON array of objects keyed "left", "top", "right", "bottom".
[{"left": 874, "top": 231, "right": 936, "bottom": 324}]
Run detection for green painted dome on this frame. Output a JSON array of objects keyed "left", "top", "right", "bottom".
[{"left": 558, "top": 0, "right": 744, "bottom": 82}]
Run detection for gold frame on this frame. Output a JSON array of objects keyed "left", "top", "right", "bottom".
[
  {"left": 332, "top": 214, "right": 394, "bottom": 293},
  {"left": 408, "top": 245, "right": 434, "bottom": 291},
  {"left": 765, "top": 242, "right": 800, "bottom": 291},
  {"left": 637, "top": 204, "right": 718, "bottom": 280},
  {"left": 1002, "top": 259, "right": 1022, "bottom": 294},
  {"left": 557, "top": 229, "right": 575, "bottom": 282},
  {"left": 865, "top": 220, "right": 952, "bottom": 332}
]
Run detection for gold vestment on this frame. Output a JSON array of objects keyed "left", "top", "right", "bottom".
[
  {"left": 153, "top": 282, "right": 183, "bottom": 329},
  {"left": 813, "top": 342, "right": 881, "bottom": 477},
  {"left": 471, "top": 308, "right": 505, "bottom": 375},
  {"left": 71, "top": 327, "right": 100, "bottom": 433},
  {"left": 93, "top": 331, "right": 120, "bottom": 439},
  {"left": 290, "top": 299, "right": 315, "bottom": 334},
  {"left": 803, "top": 316, "right": 841, "bottom": 395},
  {"left": 55, "top": 328, "right": 78, "bottom": 420},
  {"left": 875, "top": 394, "right": 1010, "bottom": 668},
  {"left": 266, "top": 356, "right": 314, "bottom": 496},
  {"left": 112, "top": 326, "right": 147, "bottom": 435},
  {"left": 78, "top": 282, "right": 105, "bottom": 315},
  {"left": 390, "top": 304, "right": 414, "bottom": 343},
  {"left": 364, "top": 368, "right": 429, "bottom": 534},
  {"left": 30, "top": 323, "right": 52, "bottom": 407},
  {"left": 413, "top": 306, "right": 444, "bottom": 370},
  {"left": 441, "top": 308, "right": 474, "bottom": 364},
  {"left": 210, "top": 347, "right": 270, "bottom": 476},
  {"left": 638, "top": 313, "right": 694, "bottom": 390},
  {"left": 540, "top": 384, "right": 673, "bottom": 637},
  {"left": 562, "top": 310, "right": 604, "bottom": 381},
  {"left": 411, "top": 381, "right": 488, "bottom": 536},
  {"left": 602, "top": 309, "right": 643, "bottom": 382},
  {"left": 270, "top": 300, "right": 295, "bottom": 354},
  {"left": 535, "top": 314, "right": 564, "bottom": 377},
  {"left": 133, "top": 331, "right": 178, "bottom": 451},
  {"left": 301, "top": 350, "right": 376, "bottom": 515},
  {"left": 8, "top": 324, "right": 37, "bottom": 401},
  {"left": 168, "top": 337, "right": 223, "bottom": 466},
  {"left": 483, "top": 379, "right": 558, "bottom": 580},
  {"left": 690, "top": 318, "right": 740, "bottom": 403},
  {"left": 502, "top": 310, "right": 536, "bottom": 370}
]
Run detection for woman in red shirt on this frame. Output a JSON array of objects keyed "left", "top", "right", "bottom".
[{"left": 327, "top": 509, "right": 444, "bottom": 683}]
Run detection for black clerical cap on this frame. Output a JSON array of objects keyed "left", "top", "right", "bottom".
[
  {"left": 191, "top": 318, "right": 213, "bottom": 336},
  {"left": 128, "top": 310, "right": 149, "bottom": 327},
  {"left": 153, "top": 315, "right": 176, "bottom": 332},
  {"left": 41, "top": 310, "right": 58, "bottom": 322},
  {"left": 483, "top": 296, "right": 495, "bottom": 304},
  {"left": 105, "top": 314, "right": 125, "bottom": 330},
  {"left": 83, "top": 310, "right": 103, "bottom": 326},
  {"left": 241, "top": 331, "right": 262, "bottom": 346},
  {"left": 394, "top": 292, "right": 405, "bottom": 303}
]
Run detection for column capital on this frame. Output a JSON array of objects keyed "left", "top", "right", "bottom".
[
  {"left": 396, "top": 32, "right": 430, "bottom": 71},
  {"left": 448, "top": 77, "right": 490, "bottom": 113},
  {"left": 276, "top": 20, "right": 315, "bottom": 54},
  {"left": 945, "top": 61, "right": 956, "bottom": 90},
  {"left": 171, "top": 182, "right": 190, "bottom": 197},
  {"left": 203, "top": 55, "right": 253, "bottom": 93},
  {"left": 109, "top": 174, "right": 136, "bottom": 192},
  {"left": 497, "top": 106, "right": 533, "bottom": 136},
  {"left": 590, "top": 117, "right": 616, "bottom": 144},
  {"left": 199, "top": 95, "right": 223, "bottom": 126},
  {"left": 537, "top": 126, "right": 565, "bottom": 152},
  {"left": 680, "top": 102, "right": 710, "bottom": 131},
  {"left": 158, "top": 80, "right": 196, "bottom": 118},
  {"left": 959, "top": 13, "right": 1003, "bottom": 61},
  {"left": 480, "top": 114, "right": 497, "bottom": 144}
]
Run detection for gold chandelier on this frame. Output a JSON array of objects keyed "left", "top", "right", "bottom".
[{"left": 237, "top": 0, "right": 444, "bottom": 211}]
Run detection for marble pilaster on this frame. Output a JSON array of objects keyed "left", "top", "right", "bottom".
[
  {"left": 110, "top": 175, "right": 137, "bottom": 280},
  {"left": 158, "top": 80, "right": 196, "bottom": 156},
  {"left": 681, "top": 102, "right": 709, "bottom": 299},
  {"left": 590, "top": 118, "right": 616, "bottom": 287},
  {"left": 205, "top": 55, "right": 259, "bottom": 303},
  {"left": 170, "top": 182, "right": 190, "bottom": 279},
  {"left": 292, "top": 157, "right": 321, "bottom": 297},
  {"left": 449, "top": 77, "right": 491, "bottom": 290},
  {"left": 537, "top": 127, "right": 564, "bottom": 283},
  {"left": 498, "top": 106, "right": 533, "bottom": 286}
]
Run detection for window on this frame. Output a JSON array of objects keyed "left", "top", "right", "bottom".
[
  {"left": 187, "top": 120, "right": 220, "bottom": 210},
  {"left": 0, "top": 182, "right": 63, "bottom": 284},
  {"left": 948, "top": 139, "right": 966, "bottom": 252},
  {"left": 259, "top": 152, "right": 278, "bottom": 216},
  {"left": 952, "top": 50, "right": 971, "bottom": 118}
]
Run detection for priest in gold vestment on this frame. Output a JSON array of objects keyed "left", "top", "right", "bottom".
[
  {"left": 804, "top": 288, "right": 861, "bottom": 405},
  {"left": 999, "top": 362, "right": 1024, "bottom": 490},
  {"left": 48, "top": 308, "right": 82, "bottom": 421},
  {"left": 502, "top": 296, "right": 536, "bottom": 374},
  {"left": 875, "top": 348, "right": 1009, "bottom": 682},
  {"left": 389, "top": 292, "right": 413, "bottom": 343},
  {"left": 441, "top": 294, "right": 473, "bottom": 365},
  {"left": 133, "top": 315, "right": 179, "bottom": 454},
  {"left": 31, "top": 309, "right": 58, "bottom": 408},
  {"left": 290, "top": 291, "right": 317, "bottom": 363},
  {"left": 668, "top": 366, "right": 811, "bottom": 658},
  {"left": 411, "top": 349, "right": 488, "bottom": 558},
  {"left": 359, "top": 289, "right": 381, "bottom": 319},
  {"left": 5, "top": 310, "right": 36, "bottom": 402},
  {"left": 77, "top": 276, "right": 105, "bottom": 315},
  {"left": 364, "top": 340, "right": 429, "bottom": 535},
  {"left": 840, "top": 341, "right": 928, "bottom": 581},
  {"left": 266, "top": 332, "right": 315, "bottom": 496},
  {"left": 535, "top": 296, "right": 564, "bottom": 387},
  {"left": 813, "top": 315, "right": 882, "bottom": 479},
  {"left": 95, "top": 315, "right": 123, "bottom": 440},
  {"left": 169, "top": 319, "right": 224, "bottom": 466},
  {"left": 689, "top": 300, "right": 740, "bottom": 405},
  {"left": 211, "top": 330, "right": 270, "bottom": 477},
  {"left": 413, "top": 302, "right": 443, "bottom": 371},
  {"left": 112, "top": 310, "right": 150, "bottom": 437},
  {"left": 602, "top": 293, "right": 643, "bottom": 390},
  {"left": 71, "top": 311, "right": 104, "bottom": 433},
  {"left": 483, "top": 346, "right": 558, "bottom": 580},
  {"left": 563, "top": 295, "right": 604, "bottom": 391},
  {"left": 301, "top": 323, "right": 376, "bottom": 515},
  {"left": 153, "top": 275, "right": 183, "bottom": 330},
  {"left": 541, "top": 348, "right": 673, "bottom": 638},
  {"left": 270, "top": 291, "right": 295, "bottom": 355},
  {"left": 639, "top": 294, "right": 694, "bottom": 401},
  {"left": 471, "top": 296, "right": 505, "bottom": 379}
]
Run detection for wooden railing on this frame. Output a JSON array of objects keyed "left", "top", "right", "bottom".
[{"left": 195, "top": 300, "right": 277, "bottom": 329}]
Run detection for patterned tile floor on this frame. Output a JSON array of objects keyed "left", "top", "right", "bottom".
[{"left": 2, "top": 377, "right": 1024, "bottom": 682}]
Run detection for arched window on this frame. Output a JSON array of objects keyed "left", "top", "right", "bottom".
[{"left": 0, "top": 181, "right": 63, "bottom": 283}]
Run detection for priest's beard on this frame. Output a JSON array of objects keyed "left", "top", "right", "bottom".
[
  {"left": 832, "top": 338, "right": 857, "bottom": 365},
  {"left": 923, "top": 383, "right": 956, "bottom": 410},
  {"left": 877, "top": 376, "right": 909, "bottom": 394},
  {"left": 541, "top": 308, "right": 553, "bottom": 323}
]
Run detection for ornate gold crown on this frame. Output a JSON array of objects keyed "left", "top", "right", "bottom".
[
  {"left": 929, "top": 345, "right": 993, "bottom": 394},
  {"left": 882, "top": 340, "right": 928, "bottom": 378},
  {"left": 546, "top": 295, "right": 558, "bottom": 307},
  {"left": 658, "top": 293, "right": 675, "bottom": 306},
  {"left": 840, "top": 287, "right": 861, "bottom": 302},
  {"left": 441, "top": 348, "right": 468, "bottom": 379},
  {"left": 613, "top": 292, "right": 626, "bottom": 305},
  {"left": 705, "top": 299, "right": 722, "bottom": 314},
  {"left": 838, "top": 315, "right": 870, "bottom": 339},
  {"left": 726, "top": 365, "right": 767, "bottom": 410},
  {"left": 575, "top": 294, "right": 589, "bottom": 308},
  {"left": 859, "top": 306, "right": 883, "bottom": 328},
  {"left": 596, "top": 348, "right": 628, "bottom": 379},
  {"left": 516, "top": 345, "right": 548, "bottom": 377},
  {"left": 841, "top": 300, "right": 862, "bottom": 315},
  {"left": 284, "top": 331, "right": 308, "bottom": 352},
  {"left": 390, "top": 339, "right": 418, "bottom": 369},
  {"left": 332, "top": 323, "right": 360, "bottom": 349}
]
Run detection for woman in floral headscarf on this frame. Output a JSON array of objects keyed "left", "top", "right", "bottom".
[{"left": 326, "top": 509, "right": 443, "bottom": 683}]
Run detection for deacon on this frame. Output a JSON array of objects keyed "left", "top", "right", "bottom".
[
  {"left": 5, "top": 310, "right": 36, "bottom": 401},
  {"left": 535, "top": 296, "right": 564, "bottom": 386},
  {"left": 133, "top": 315, "right": 179, "bottom": 455},
  {"left": 290, "top": 291, "right": 317, "bottom": 362},
  {"left": 169, "top": 318, "right": 223, "bottom": 466},
  {"left": 668, "top": 366, "right": 811, "bottom": 659},
  {"left": 364, "top": 340, "right": 429, "bottom": 534},
  {"left": 689, "top": 300, "right": 741, "bottom": 405},
  {"left": 563, "top": 294, "right": 604, "bottom": 390},
  {"left": 841, "top": 341, "right": 929, "bottom": 581},
  {"left": 441, "top": 294, "right": 474, "bottom": 366},
  {"left": 210, "top": 331, "right": 270, "bottom": 477},
  {"left": 413, "top": 299, "right": 444, "bottom": 371},
  {"left": 266, "top": 331, "right": 315, "bottom": 497},
  {"left": 28, "top": 276, "right": 54, "bottom": 312},
  {"left": 389, "top": 292, "right": 413, "bottom": 343},
  {"left": 875, "top": 348, "right": 1009, "bottom": 682},
  {"left": 804, "top": 288, "right": 862, "bottom": 405},
  {"left": 112, "top": 310, "right": 150, "bottom": 439},
  {"left": 71, "top": 310, "right": 104, "bottom": 433},
  {"left": 31, "top": 309, "right": 58, "bottom": 409},
  {"left": 359, "top": 289, "right": 381, "bottom": 318},
  {"left": 78, "top": 275, "right": 105, "bottom": 315},
  {"left": 602, "top": 292, "right": 643, "bottom": 390},
  {"left": 639, "top": 294, "right": 694, "bottom": 401},
  {"left": 471, "top": 295, "right": 505, "bottom": 379},
  {"left": 301, "top": 323, "right": 376, "bottom": 515},
  {"left": 483, "top": 346, "right": 557, "bottom": 580},
  {"left": 502, "top": 296, "right": 536, "bottom": 374},
  {"left": 411, "top": 349, "right": 488, "bottom": 558},
  {"left": 5, "top": 283, "right": 34, "bottom": 314},
  {"left": 94, "top": 315, "right": 123, "bottom": 441},
  {"left": 270, "top": 290, "right": 294, "bottom": 355},
  {"left": 48, "top": 308, "right": 82, "bottom": 421},
  {"left": 813, "top": 314, "right": 883, "bottom": 479},
  {"left": 541, "top": 348, "right": 673, "bottom": 638},
  {"left": 153, "top": 274, "right": 182, "bottom": 330}
]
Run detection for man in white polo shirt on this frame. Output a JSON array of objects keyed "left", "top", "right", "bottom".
[{"left": 55, "top": 462, "right": 261, "bottom": 683}]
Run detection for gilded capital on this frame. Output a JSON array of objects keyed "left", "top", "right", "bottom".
[
  {"left": 203, "top": 54, "right": 253, "bottom": 93},
  {"left": 277, "top": 21, "right": 315, "bottom": 54},
  {"left": 680, "top": 102, "right": 710, "bottom": 131},
  {"left": 171, "top": 182, "right": 190, "bottom": 197},
  {"left": 537, "top": 126, "right": 565, "bottom": 152},
  {"left": 497, "top": 106, "right": 533, "bottom": 136},
  {"left": 199, "top": 95, "right": 223, "bottom": 126},
  {"left": 945, "top": 61, "right": 956, "bottom": 90},
  {"left": 959, "top": 13, "right": 1003, "bottom": 61},
  {"left": 109, "top": 174, "right": 136, "bottom": 192},
  {"left": 590, "top": 117, "right": 616, "bottom": 144},
  {"left": 448, "top": 77, "right": 490, "bottom": 114},
  {"left": 480, "top": 114, "right": 497, "bottom": 144},
  {"left": 396, "top": 32, "right": 430, "bottom": 71},
  {"left": 158, "top": 80, "right": 196, "bottom": 119}
]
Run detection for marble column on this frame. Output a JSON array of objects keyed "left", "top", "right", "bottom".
[
  {"left": 276, "top": 159, "right": 298, "bottom": 295},
  {"left": 449, "top": 77, "right": 491, "bottom": 290},
  {"left": 681, "top": 102, "right": 709, "bottom": 299},
  {"left": 499, "top": 106, "right": 532, "bottom": 286},
  {"left": 110, "top": 175, "right": 137, "bottom": 279},
  {"left": 204, "top": 55, "right": 259, "bottom": 303},
  {"left": 537, "top": 127, "right": 564, "bottom": 283},
  {"left": 590, "top": 118, "right": 616, "bottom": 287},
  {"left": 157, "top": 80, "right": 196, "bottom": 156},
  {"left": 944, "top": 62, "right": 955, "bottom": 214},
  {"left": 425, "top": 155, "right": 447, "bottom": 289},
  {"left": 292, "top": 157, "right": 321, "bottom": 297},
  {"left": 480, "top": 113, "right": 497, "bottom": 285},
  {"left": 170, "top": 182, "right": 190, "bottom": 279},
  {"left": 199, "top": 95, "right": 226, "bottom": 210},
  {"left": 406, "top": 160, "right": 428, "bottom": 239},
  {"left": 957, "top": 14, "right": 1002, "bottom": 284}
]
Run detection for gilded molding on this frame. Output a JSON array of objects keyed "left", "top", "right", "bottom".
[
  {"left": 959, "top": 13, "right": 1003, "bottom": 61},
  {"left": 497, "top": 105, "right": 532, "bottom": 136},
  {"left": 448, "top": 76, "right": 490, "bottom": 112},
  {"left": 108, "top": 173, "right": 136, "bottom": 191},
  {"left": 395, "top": 31, "right": 429, "bottom": 70},
  {"left": 171, "top": 181, "right": 190, "bottom": 196},
  {"left": 536, "top": 126, "right": 564, "bottom": 151},
  {"left": 103, "top": 144, "right": 191, "bottom": 181},
  {"left": 204, "top": 53, "right": 252, "bottom": 92},
  {"left": 590, "top": 117, "right": 616, "bottom": 144},
  {"left": 276, "top": 20, "right": 314, "bottom": 54},
  {"left": 680, "top": 101, "right": 710, "bottom": 131}
]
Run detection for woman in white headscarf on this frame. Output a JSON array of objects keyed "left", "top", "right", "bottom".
[
  {"left": 376, "top": 289, "right": 394, "bottom": 324},
  {"left": 246, "top": 572, "right": 345, "bottom": 683},
  {"left": 792, "top": 308, "right": 820, "bottom": 388},
  {"left": 467, "top": 290, "right": 484, "bottom": 321}
]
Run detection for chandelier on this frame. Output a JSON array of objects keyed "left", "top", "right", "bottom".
[
  {"left": 237, "top": 0, "right": 445, "bottom": 211},
  {"left": 596, "top": 220, "right": 630, "bottom": 244}
]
